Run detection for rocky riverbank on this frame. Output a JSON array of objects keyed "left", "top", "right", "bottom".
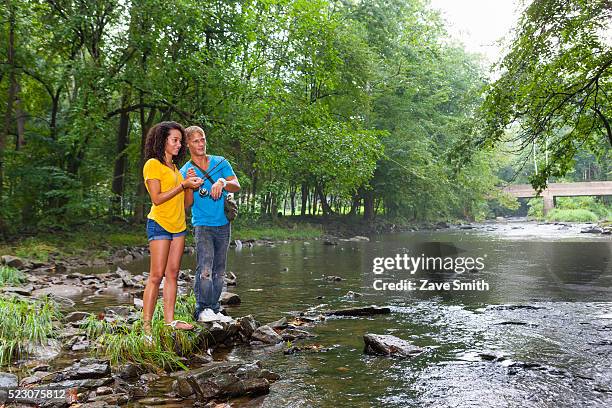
[{"left": 0, "top": 245, "right": 413, "bottom": 407}]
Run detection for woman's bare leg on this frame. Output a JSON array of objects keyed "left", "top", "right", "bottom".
[
  {"left": 143, "top": 239, "right": 171, "bottom": 334},
  {"left": 163, "top": 235, "right": 193, "bottom": 330}
]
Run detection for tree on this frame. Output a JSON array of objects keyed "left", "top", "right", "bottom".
[{"left": 479, "top": 0, "right": 612, "bottom": 190}]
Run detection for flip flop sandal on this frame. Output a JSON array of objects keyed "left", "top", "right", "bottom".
[{"left": 165, "top": 320, "right": 194, "bottom": 331}]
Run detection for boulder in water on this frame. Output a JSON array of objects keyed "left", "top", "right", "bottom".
[
  {"left": 326, "top": 306, "right": 391, "bottom": 317},
  {"left": 363, "top": 334, "right": 424, "bottom": 358},
  {"left": 251, "top": 325, "right": 283, "bottom": 344}
]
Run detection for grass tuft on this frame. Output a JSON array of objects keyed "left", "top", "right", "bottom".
[
  {"left": 82, "top": 295, "right": 203, "bottom": 371},
  {"left": 0, "top": 266, "right": 26, "bottom": 286},
  {"left": 0, "top": 296, "right": 61, "bottom": 366}
]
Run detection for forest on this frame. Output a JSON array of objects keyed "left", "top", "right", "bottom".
[{"left": 0, "top": 0, "right": 610, "bottom": 238}]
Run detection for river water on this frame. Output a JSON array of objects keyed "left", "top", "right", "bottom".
[{"left": 85, "top": 221, "right": 612, "bottom": 407}]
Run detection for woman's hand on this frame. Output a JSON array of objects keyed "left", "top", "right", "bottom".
[{"left": 182, "top": 176, "right": 203, "bottom": 189}]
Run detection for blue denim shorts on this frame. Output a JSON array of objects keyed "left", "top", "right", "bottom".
[{"left": 146, "top": 219, "right": 187, "bottom": 241}]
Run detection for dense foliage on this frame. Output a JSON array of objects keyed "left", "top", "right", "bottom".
[
  {"left": 478, "top": 0, "right": 611, "bottom": 191},
  {"left": 0, "top": 0, "right": 519, "bottom": 236}
]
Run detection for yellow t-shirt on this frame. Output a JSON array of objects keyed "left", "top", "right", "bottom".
[{"left": 143, "top": 158, "right": 186, "bottom": 233}]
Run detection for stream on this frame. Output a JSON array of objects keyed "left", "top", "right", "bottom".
[{"left": 71, "top": 220, "right": 612, "bottom": 407}]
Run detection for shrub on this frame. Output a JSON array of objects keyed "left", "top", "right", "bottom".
[{"left": 546, "top": 209, "right": 599, "bottom": 222}]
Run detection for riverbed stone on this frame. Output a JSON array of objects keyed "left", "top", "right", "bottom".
[
  {"left": 268, "top": 317, "right": 288, "bottom": 330},
  {"left": 25, "top": 339, "right": 62, "bottom": 361},
  {"left": 71, "top": 340, "right": 91, "bottom": 351},
  {"left": 326, "top": 306, "right": 391, "bottom": 317},
  {"left": 280, "top": 328, "right": 315, "bottom": 341},
  {"left": 459, "top": 224, "right": 475, "bottom": 229},
  {"left": 116, "top": 363, "right": 140, "bottom": 381},
  {"left": 486, "top": 304, "right": 544, "bottom": 311},
  {"left": 363, "top": 334, "right": 424, "bottom": 358},
  {"left": 220, "top": 291, "right": 241, "bottom": 305},
  {"left": 137, "top": 397, "right": 184, "bottom": 405},
  {"left": 284, "top": 344, "right": 331, "bottom": 355},
  {"left": 251, "top": 325, "right": 283, "bottom": 344},
  {"left": 225, "top": 271, "right": 237, "bottom": 286},
  {"left": 32, "top": 284, "right": 86, "bottom": 298},
  {"left": 140, "top": 373, "right": 159, "bottom": 382},
  {"left": 104, "top": 305, "right": 132, "bottom": 317},
  {"left": 345, "top": 235, "right": 370, "bottom": 242},
  {"left": 238, "top": 315, "right": 260, "bottom": 339},
  {"left": 50, "top": 377, "right": 114, "bottom": 389},
  {"left": 581, "top": 226, "right": 603, "bottom": 234},
  {"left": 0, "top": 372, "right": 18, "bottom": 387},
  {"left": 1, "top": 285, "right": 33, "bottom": 296},
  {"left": 344, "top": 290, "right": 363, "bottom": 299},
  {"left": 87, "top": 392, "right": 129, "bottom": 405},
  {"left": 55, "top": 359, "right": 111, "bottom": 381},
  {"left": 64, "top": 311, "right": 91, "bottom": 323},
  {"left": 20, "top": 375, "right": 42, "bottom": 386},
  {"left": 95, "top": 386, "right": 113, "bottom": 396},
  {"left": 1, "top": 255, "right": 24, "bottom": 268},
  {"left": 172, "top": 361, "right": 276, "bottom": 400}
]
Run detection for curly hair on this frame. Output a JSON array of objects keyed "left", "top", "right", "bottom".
[{"left": 144, "top": 121, "right": 186, "bottom": 165}]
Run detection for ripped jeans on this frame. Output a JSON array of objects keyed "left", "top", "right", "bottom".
[{"left": 193, "top": 223, "right": 231, "bottom": 317}]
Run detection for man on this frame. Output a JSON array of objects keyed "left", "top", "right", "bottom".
[{"left": 181, "top": 126, "right": 240, "bottom": 323}]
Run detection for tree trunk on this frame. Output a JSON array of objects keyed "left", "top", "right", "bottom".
[
  {"left": 50, "top": 89, "right": 61, "bottom": 140},
  {"left": 1, "top": 2, "right": 17, "bottom": 214},
  {"left": 348, "top": 191, "right": 361, "bottom": 216},
  {"left": 363, "top": 189, "right": 375, "bottom": 220},
  {"left": 290, "top": 185, "right": 296, "bottom": 216},
  {"left": 250, "top": 170, "right": 258, "bottom": 214},
  {"left": 315, "top": 183, "right": 334, "bottom": 216},
  {"left": 134, "top": 101, "right": 156, "bottom": 223},
  {"left": 14, "top": 82, "right": 25, "bottom": 150},
  {"left": 270, "top": 192, "right": 278, "bottom": 221},
  {"left": 111, "top": 92, "right": 131, "bottom": 217},
  {"left": 300, "top": 183, "right": 308, "bottom": 216}
]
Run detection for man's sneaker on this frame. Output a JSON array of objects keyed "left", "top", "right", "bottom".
[
  {"left": 198, "top": 308, "right": 219, "bottom": 323},
  {"left": 215, "top": 312, "right": 233, "bottom": 323}
]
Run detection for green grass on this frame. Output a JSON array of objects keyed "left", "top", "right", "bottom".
[
  {"left": 546, "top": 209, "right": 599, "bottom": 222},
  {"left": 82, "top": 295, "right": 203, "bottom": 371},
  {"left": 13, "top": 239, "right": 58, "bottom": 262},
  {"left": 0, "top": 296, "right": 62, "bottom": 366},
  {"left": 1, "top": 220, "right": 323, "bottom": 263},
  {"left": 0, "top": 266, "right": 26, "bottom": 286}
]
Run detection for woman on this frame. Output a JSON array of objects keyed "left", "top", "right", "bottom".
[{"left": 142, "top": 121, "right": 202, "bottom": 336}]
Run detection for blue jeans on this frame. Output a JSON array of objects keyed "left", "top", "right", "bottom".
[{"left": 193, "top": 223, "right": 231, "bottom": 317}]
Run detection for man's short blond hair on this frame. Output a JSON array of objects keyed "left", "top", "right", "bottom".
[{"left": 185, "top": 125, "right": 205, "bottom": 140}]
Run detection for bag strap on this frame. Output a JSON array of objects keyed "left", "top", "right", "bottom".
[{"left": 189, "top": 157, "right": 226, "bottom": 184}]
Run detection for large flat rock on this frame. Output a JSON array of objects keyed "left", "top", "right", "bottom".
[
  {"left": 32, "top": 285, "right": 86, "bottom": 298},
  {"left": 363, "top": 334, "right": 424, "bottom": 358},
  {"left": 172, "top": 361, "right": 278, "bottom": 401}
]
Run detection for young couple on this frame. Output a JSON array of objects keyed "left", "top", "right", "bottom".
[{"left": 142, "top": 121, "right": 240, "bottom": 335}]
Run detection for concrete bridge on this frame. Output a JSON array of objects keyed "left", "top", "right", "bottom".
[{"left": 502, "top": 181, "right": 612, "bottom": 215}]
